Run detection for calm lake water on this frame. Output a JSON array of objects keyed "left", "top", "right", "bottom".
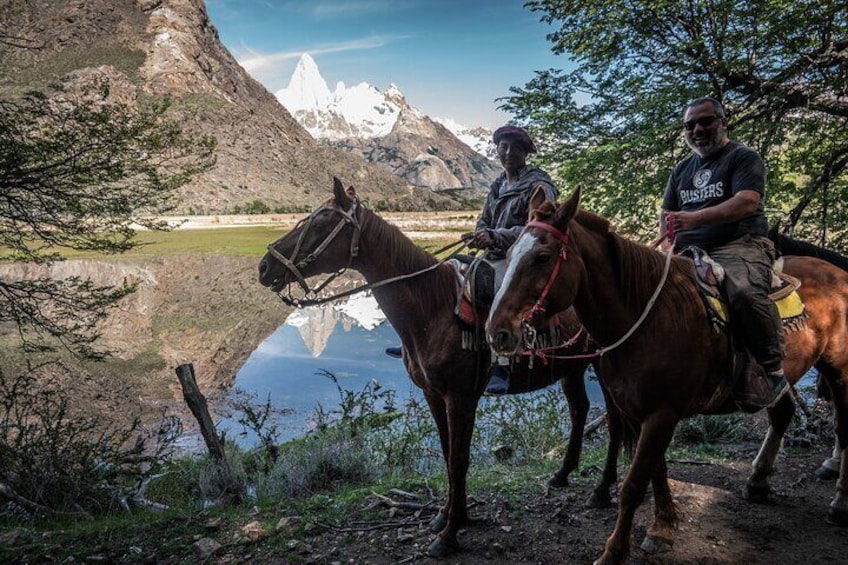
[
  {"left": 215, "top": 292, "right": 817, "bottom": 449},
  {"left": 217, "top": 292, "right": 605, "bottom": 447}
]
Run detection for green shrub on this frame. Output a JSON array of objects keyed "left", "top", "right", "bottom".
[
  {"left": 0, "top": 369, "right": 179, "bottom": 517},
  {"left": 673, "top": 414, "right": 747, "bottom": 445}
]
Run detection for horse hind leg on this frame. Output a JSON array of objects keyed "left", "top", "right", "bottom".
[
  {"left": 587, "top": 385, "right": 622, "bottom": 509},
  {"left": 825, "top": 371, "right": 848, "bottom": 525},
  {"left": 829, "top": 446, "right": 848, "bottom": 525},
  {"left": 746, "top": 392, "right": 794, "bottom": 502}
]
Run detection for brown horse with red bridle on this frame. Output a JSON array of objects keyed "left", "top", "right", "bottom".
[
  {"left": 487, "top": 186, "right": 848, "bottom": 565},
  {"left": 258, "top": 178, "right": 623, "bottom": 556}
]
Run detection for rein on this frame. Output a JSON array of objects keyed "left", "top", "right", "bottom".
[
  {"left": 519, "top": 220, "right": 677, "bottom": 361},
  {"left": 267, "top": 201, "right": 469, "bottom": 307}
]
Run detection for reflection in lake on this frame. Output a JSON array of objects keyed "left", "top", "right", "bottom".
[{"left": 219, "top": 292, "right": 605, "bottom": 448}]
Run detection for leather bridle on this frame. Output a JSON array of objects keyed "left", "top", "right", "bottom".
[
  {"left": 265, "top": 199, "right": 362, "bottom": 306},
  {"left": 522, "top": 220, "right": 570, "bottom": 324},
  {"left": 265, "top": 199, "right": 469, "bottom": 308}
]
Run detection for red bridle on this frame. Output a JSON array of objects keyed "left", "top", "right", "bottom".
[{"left": 523, "top": 220, "right": 570, "bottom": 322}]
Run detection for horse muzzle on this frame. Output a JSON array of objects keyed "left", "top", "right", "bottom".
[
  {"left": 487, "top": 324, "right": 521, "bottom": 356},
  {"left": 258, "top": 254, "right": 293, "bottom": 292}
]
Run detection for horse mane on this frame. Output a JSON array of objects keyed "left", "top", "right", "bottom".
[
  {"left": 359, "top": 206, "right": 459, "bottom": 313},
  {"left": 770, "top": 232, "right": 848, "bottom": 272},
  {"left": 573, "top": 210, "right": 694, "bottom": 316}
]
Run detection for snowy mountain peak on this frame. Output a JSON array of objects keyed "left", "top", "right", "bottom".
[
  {"left": 278, "top": 53, "right": 331, "bottom": 113},
  {"left": 274, "top": 57, "right": 499, "bottom": 185},
  {"left": 434, "top": 117, "right": 496, "bottom": 159},
  {"left": 276, "top": 57, "right": 403, "bottom": 139}
]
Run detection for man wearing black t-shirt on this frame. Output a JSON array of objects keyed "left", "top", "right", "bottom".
[{"left": 660, "top": 97, "right": 789, "bottom": 408}]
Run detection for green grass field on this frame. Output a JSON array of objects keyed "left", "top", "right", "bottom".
[{"left": 4, "top": 226, "right": 463, "bottom": 260}]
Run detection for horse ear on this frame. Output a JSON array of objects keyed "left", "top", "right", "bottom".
[
  {"left": 346, "top": 185, "right": 358, "bottom": 200},
  {"left": 553, "top": 184, "right": 582, "bottom": 228},
  {"left": 333, "top": 176, "right": 351, "bottom": 208},
  {"left": 528, "top": 184, "right": 550, "bottom": 220}
]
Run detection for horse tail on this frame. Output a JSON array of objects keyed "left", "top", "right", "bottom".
[
  {"left": 769, "top": 228, "right": 847, "bottom": 402},
  {"left": 621, "top": 418, "right": 639, "bottom": 462},
  {"left": 769, "top": 228, "right": 848, "bottom": 272}
]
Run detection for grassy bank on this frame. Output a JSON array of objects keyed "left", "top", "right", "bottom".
[{"left": 8, "top": 225, "right": 463, "bottom": 260}]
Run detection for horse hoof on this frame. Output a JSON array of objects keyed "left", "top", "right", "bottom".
[
  {"left": 427, "top": 536, "right": 460, "bottom": 558},
  {"left": 816, "top": 466, "right": 839, "bottom": 481},
  {"left": 745, "top": 483, "right": 770, "bottom": 503},
  {"left": 547, "top": 474, "right": 569, "bottom": 489},
  {"left": 428, "top": 512, "right": 447, "bottom": 534},
  {"left": 585, "top": 490, "right": 612, "bottom": 509},
  {"left": 827, "top": 506, "right": 848, "bottom": 527},
  {"left": 640, "top": 535, "right": 672, "bottom": 554}
]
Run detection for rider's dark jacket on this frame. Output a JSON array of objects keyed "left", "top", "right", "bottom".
[{"left": 476, "top": 165, "right": 558, "bottom": 256}]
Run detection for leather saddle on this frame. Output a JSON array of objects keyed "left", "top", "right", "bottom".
[
  {"left": 682, "top": 246, "right": 806, "bottom": 412},
  {"left": 449, "top": 255, "right": 580, "bottom": 354},
  {"left": 681, "top": 246, "right": 806, "bottom": 328}
]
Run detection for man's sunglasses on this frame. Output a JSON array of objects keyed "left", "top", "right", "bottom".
[{"left": 684, "top": 115, "right": 721, "bottom": 131}]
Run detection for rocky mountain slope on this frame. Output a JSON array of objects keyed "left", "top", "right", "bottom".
[
  {"left": 277, "top": 54, "right": 501, "bottom": 192},
  {"left": 0, "top": 0, "right": 460, "bottom": 212}
]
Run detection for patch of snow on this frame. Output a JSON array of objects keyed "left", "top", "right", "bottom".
[
  {"left": 434, "top": 117, "right": 496, "bottom": 159},
  {"left": 334, "top": 292, "right": 385, "bottom": 330}
]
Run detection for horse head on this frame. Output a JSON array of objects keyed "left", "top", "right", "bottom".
[
  {"left": 258, "top": 177, "right": 362, "bottom": 302},
  {"left": 487, "top": 185, "right": 583, "bottom": 356}
]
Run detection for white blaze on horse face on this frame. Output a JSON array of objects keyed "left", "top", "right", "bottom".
[{"left": 491, "top": 232, "right": 540, "bottom": 317}]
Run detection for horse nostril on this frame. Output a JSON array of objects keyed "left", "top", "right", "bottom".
[
  {"left": 258, "top": 258, "right": 269, "bottom": 279},
  {"left": 495, "top": 329, "right": 514, "bottom": 352}
]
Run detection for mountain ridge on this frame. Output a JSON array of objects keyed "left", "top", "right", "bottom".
[
  {"left": 276, "top": 53, "right": 500, "bottom": 192},
  {"left": 0, "top": 0, "right": 461, "bottom": 212}
]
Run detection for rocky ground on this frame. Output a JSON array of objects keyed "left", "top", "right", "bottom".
[
  {"left": 3, "top": 435, "right": 841, "bottom": 564},
  {"left": 223, "top": 436, "right": 844, "bottom": 565}
]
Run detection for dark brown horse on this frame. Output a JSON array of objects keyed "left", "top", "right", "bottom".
[
  {"left": 487, "top": 186, "right": 848, "bottom": 565},
  {"left": 258, "top": 178, "right": 622, "bottom": 556}
]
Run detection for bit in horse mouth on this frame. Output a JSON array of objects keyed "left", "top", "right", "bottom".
[{"left": 270, "top": 278, "right": 285, "bottom": 293}]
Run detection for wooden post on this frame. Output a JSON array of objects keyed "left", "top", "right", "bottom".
[{"left": 175, "top": 363, "right": 244, "bottom": 503}]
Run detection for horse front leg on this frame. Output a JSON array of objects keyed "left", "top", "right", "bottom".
[
  {"left": 594, "top": 413, "right": 676, "bottom": 565},
  {"left": 747, "top": 393, "right": 794, "bottom": 502},
  {"left": 587, "top": 383, "right": 621, "bottom": 508},
  {"left": 640, "top": 458, "right": 680, "bottom": 554},
  {"left": 427, "top": 393, "right": 477, "bottom": 558},
  {"left": 423, "top": 390, "right": 451, "bottom": 534},
  {"left": 549, "top": 363, "right": 590, "bottom": 488}
]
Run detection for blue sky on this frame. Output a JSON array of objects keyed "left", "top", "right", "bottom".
[{"left": 205, "top": 0, "right": 570, "bottom": 129}]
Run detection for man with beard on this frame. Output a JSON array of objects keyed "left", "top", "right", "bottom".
[{"left": 660, "top": 97, "right": 789, "bottom": 407}]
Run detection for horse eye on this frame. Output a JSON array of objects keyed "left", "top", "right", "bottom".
[{"left": 534, "top": 253, "right": 551, "bottom": 265}]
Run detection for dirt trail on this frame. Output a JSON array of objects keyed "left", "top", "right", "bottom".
[{"left": 283, "top": 439, "right": 845, "bottom": 565}]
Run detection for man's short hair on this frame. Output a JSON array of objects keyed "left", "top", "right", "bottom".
[{"left": 685, "top": 96, "right": 726, "bottom": 118}]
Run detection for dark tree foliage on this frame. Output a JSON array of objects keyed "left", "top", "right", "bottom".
[
  {"left": 503, "top": 0, "right": 847, "bottom": 246},
  {"left": 0, "top": 81, "right": 215, "bottom": 359}
]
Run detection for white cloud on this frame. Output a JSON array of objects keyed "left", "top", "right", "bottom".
[{"left": 236, "top": 35, "right": 409, "bottom": 74}]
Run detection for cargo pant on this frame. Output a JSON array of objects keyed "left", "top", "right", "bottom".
[{"left": 710, "top": 234, "right": 785, "bottom": 374}]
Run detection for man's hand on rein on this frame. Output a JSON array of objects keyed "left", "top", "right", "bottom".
[{"left": 462, "top": 229, "right": 494, "bottom": 249}]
